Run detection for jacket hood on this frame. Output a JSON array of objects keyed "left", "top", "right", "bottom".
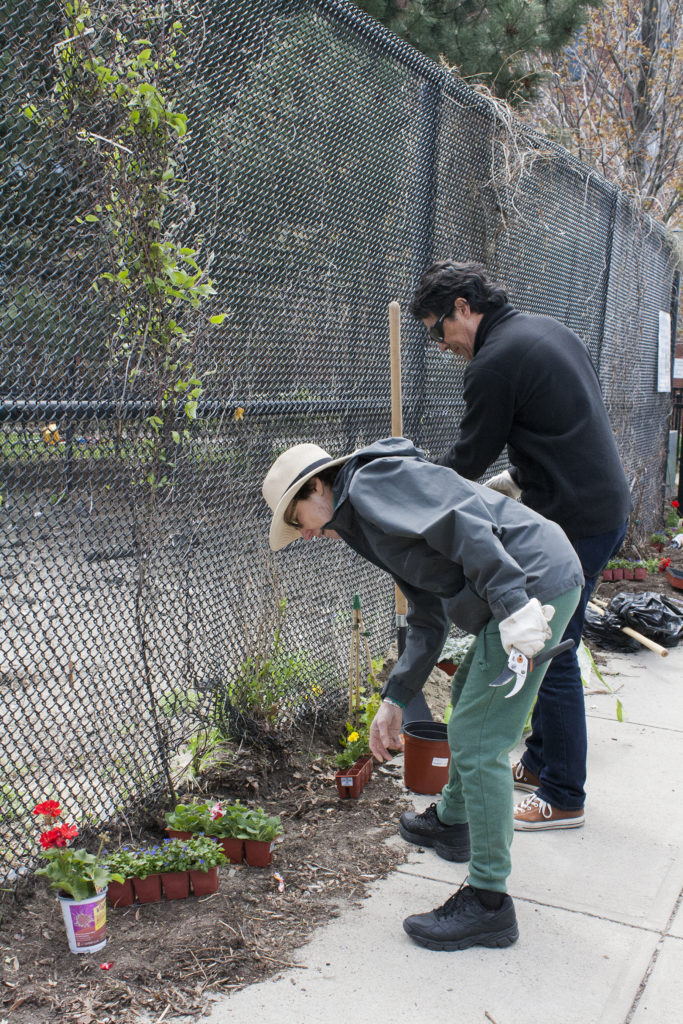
[{"left": 334, "top": 437, "right": 426, "bottom": 506}]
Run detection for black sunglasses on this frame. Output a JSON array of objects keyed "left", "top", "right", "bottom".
[{"left": 428, "top": 308, "right": 452, "bottom": 342}]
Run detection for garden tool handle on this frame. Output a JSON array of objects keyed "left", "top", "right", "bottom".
[
  {"left": 389, "top": 300, "right": 409, "bottom": 623},
  {"left": 587, "top": 601, "right": 668, "bottom": 657}
]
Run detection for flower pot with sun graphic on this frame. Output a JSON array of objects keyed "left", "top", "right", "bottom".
[
  {"left": 32, "top": 800, "right": 123, "bottom": 954},
  {"left": 58, "top": 889, "right": 109, "bottom": 954}
]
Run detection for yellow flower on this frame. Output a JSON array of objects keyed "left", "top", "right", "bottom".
[
  {"left": 233, "top": 407, "right": 244, "bottom": 421},
  {"left": 347, "top": 731, "right": 359, "bottom": 743}
]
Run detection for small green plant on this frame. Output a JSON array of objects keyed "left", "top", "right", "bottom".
[
  {"left": 336, "top": 691, "right": 381, "bottom": 768},
  {"left": 104, "top": 846, "right": 144, "bottom": 880},
  {"left": 164, "top": 801, "right": 210, "bottom": 834},
  {"left": 229, "top": 805, "right": 282, "bottom": 842},
  {"left": 439, "top": 633, "right": 476, "bottom": 663},
  {"left": 158, "top": 836, "right": 227, "bottom": 872},
  {"left": 649, "top": 532, "right": 668, "bottom": 546},
  {"left": 203, "top": 799, "right": 248, "bottom": 839}
]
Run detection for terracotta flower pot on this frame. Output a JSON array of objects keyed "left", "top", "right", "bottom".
[
  {"left": 107, "top": 879, "right": 134, "bottom": 908},
  {"left": 335, "top": 764, "right": 365, "bottom": 799},
  {"left": 189, "top": 866, "right": 219, "bottom": 896},
  {"left": 165, "top": 827, "right": 193, "bottom": 840},
  {"left": 612, "top": 568, "right": 623, "bottom": 580},
  {"left": 131, "top": 874, "right": 162, "bottom": 904},
  {"left": 244, "top": 839, "right": 275, "bottom": 868},
  {"left": 634, "top": 566, "right": 647, "bottom": 580},
  {"left": 623, "top": 567, "right": 634, "bottom": 580},
  {"left": 161, "top": 870, "right": 190, "bottom": 900},
  {"left": 218, "top": 837, "right": 244, "bottom": 864},
  {"left": 601, "top": 568, "right": 614, "bottom": 581}
]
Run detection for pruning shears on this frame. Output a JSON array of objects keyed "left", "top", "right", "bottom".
[{"left": 489, "top": 639, "right": 575, "bottom": 698}]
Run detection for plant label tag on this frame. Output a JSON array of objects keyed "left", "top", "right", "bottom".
[
  {"left": 432, "top": 757, "right": 449, "bottom": 767},
  {"left": 341, "top": 777, "right": 353, "bottom": 786}
]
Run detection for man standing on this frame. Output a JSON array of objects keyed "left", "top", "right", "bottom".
[{"left": 410, "top": 261, "right": 631, "bottom": 830}]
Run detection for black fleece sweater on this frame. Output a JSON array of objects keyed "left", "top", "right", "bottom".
[{"left": 437, "top": 304, "right": 632, "bottom": 539}]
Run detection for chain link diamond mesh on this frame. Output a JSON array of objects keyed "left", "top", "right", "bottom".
[{"left": 0, "top": 0, "right": 678, "bottom": 885}]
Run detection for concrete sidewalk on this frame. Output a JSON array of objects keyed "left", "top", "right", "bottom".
[{"left": 204, "top": 643, "right": 683, "bottom": 1024}]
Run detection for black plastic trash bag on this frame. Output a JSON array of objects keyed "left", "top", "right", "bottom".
[
  {"left": 582, "top": 604, "right": 640, "bottom": 652},
  {"left": 608, "top": 592, "right": 683, "bottom": 648}
]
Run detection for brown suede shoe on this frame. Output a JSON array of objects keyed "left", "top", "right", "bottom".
[
  {"left": 511, "top": 761, "right": 540, "bottom": 793},
  {"left": 514, "top": 793, "right": 585, "bottom": 831}
]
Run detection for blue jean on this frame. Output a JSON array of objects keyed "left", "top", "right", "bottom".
[{"left": 520, "top": 519, "right": 629, "bottom": 810}]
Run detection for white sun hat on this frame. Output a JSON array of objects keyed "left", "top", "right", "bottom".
[{"left": 262, "top": 443, "right": 352, "bottom": 550}]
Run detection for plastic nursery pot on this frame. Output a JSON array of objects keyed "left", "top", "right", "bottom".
[
  {"left": 161, "top": 870, "right": 190, "bottom": 900},
  {"left": 634, "top": 567, "right": 647, "bottom": 580},
  {"left": 436, "top": 659, "right": 458, "bottom": 677},
  {"left": 165, "top": 827, "right": 193, "bottom": 840},
  {"left": 335, "top": 765, "right": 365, "bottom": 799},
  {"left": 601, "top": 569, "right": 614, "bottom": 581},
  {"left": 403, "top": 721, "right": 451, "bottom": 796},
  {"left": 107, "top": 879, "right": 134, "bottom": 909},
  {"left": 219, "top": 837, "right": 244, "bottom": 864},
  {"left": 58, "top": 889, "right": 108, "bottom": 954},
  {"left": 356, "top": 754, "right": 373, "bottom": 784},
  {"left": 244, "top": 839, "right": 275, "bottom": 868},
  {"left": 623, "top": 568, "right": 634, "bottom": 580},
  {"left": 611, "top": 568, "right": 624, "bottom": 581},
  {"left": 131, "top": 874, "right": 162, "bottom": 904},
  {"left": 189, "top": 866, "right": 220, "bottom": 896}
]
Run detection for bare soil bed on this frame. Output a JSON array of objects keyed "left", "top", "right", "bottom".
[
  {"left": 2, "top": 544, "right": 681, "bottom": 1024},
  {"left": 592, "top": 543, "right": 683, "bottom": 604},
  {"left": 0, "top": 749, "right": 411, "bottom": 1024}
]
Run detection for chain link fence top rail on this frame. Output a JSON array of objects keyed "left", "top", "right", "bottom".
[{"left": 0, "top": 0, "right": 679, "bottom": 883}]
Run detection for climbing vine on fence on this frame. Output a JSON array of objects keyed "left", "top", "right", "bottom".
[{"left": 39, "top": 0, "right": 227, "bottom": 801}]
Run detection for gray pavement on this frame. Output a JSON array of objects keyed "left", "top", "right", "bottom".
[{"left": 203, "top": 643, "right": 683, "bottom": 1024}]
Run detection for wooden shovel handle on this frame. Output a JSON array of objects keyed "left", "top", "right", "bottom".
[
  {"left": 389, "top": 300, "right": 408, "bottom": 619},
  {"left": 587, "top": 601, "right": 668, "bottom": 657}
]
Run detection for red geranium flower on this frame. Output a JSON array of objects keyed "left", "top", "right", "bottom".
[
  {"left": 40, "top": 827, "right": 64, "bottom": 849},
  {"left": 33, "top": 800, "right": 61, "bottom": 818},
  {"left": 39, "top": 823, "right": 79, "bottom": 849},
  {"left": 672, "top": 500, "right": 679, "bottom": 508},
  {"left": 658, "top": 557, "right": 671, "bottom": 572}
]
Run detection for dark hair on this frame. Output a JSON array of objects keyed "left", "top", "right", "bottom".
[
  {"left": 284, "top": 465, "right": 341, "bottom": 527},
  {"left": 409, "top": 261, "right": 509, "bottom": 319}
]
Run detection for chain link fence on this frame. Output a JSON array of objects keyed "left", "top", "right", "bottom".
[{"left": 1, "top": 0, "right": 679, "bottom": 885}]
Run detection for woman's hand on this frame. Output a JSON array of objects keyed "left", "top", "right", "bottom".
[{"left": 370, "top": 701, "right": 404, "bottom": 761}]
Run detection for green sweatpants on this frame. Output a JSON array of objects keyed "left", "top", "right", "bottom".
[{"left": 436, "top": 587, "right": 581, "bottom": 892}]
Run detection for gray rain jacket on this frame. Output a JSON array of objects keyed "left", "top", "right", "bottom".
[{"left": 327, "top": 438, "right": 583, "bottom": 706}]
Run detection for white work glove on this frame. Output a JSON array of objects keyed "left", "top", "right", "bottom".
[
  {"left": 499, "top": 598, "right": 555, "bottom": 657},
  {"left": 486, "top": 469, "right": 522, "bottom": 500}
]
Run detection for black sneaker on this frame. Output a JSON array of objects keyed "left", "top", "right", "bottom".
[
  {"left": 399, "top": 803, "right": 470, "bottom": 862},
  {"left": 403, "top": 883, "right": 519, "bottom": 951}
]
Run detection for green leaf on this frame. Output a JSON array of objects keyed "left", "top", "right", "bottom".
[
  {"left": 84, "top": 214, "right": 99, "bottom": 223},
  {"left": 209, "top": 313, "right": 226, "bottom": 325},
  {"left": 185, "top": 400, "right": 198, "bottom": 421},
  {"left": 171, "top": 431, "right": 181, "bottom": 444}
]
